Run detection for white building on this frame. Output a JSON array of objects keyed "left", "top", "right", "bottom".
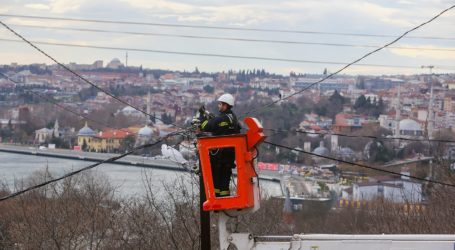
[
  {"left": 35, "top": 128, "right": 53, "bottom": 144},
  {"left": 398, "top": 119, "right": 423, "bottom": 137},
  {"left": 351, "top": 175, "right": 422, "bottom": 203},
  {"left": 106, "top": 58, "right": 124, "bottom": 69}
]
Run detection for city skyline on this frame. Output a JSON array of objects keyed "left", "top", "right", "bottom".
[{"left": 0, "top": 0, "right": 454, "bottom": 75}]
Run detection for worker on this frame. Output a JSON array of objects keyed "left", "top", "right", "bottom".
[{"left": 198, "top": 93, "right": 241, "bottom": 197}]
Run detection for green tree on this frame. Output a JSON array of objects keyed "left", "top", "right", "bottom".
[
  {"left": 82, "top": 139, "right": 88, "bottom": 151},
  {"left": 120, "top": 135, "right": 136, "bottom": 152},
  {"left": 161, "top": 113, "right": 174, "bottom": 125},
  {"left": 354, "top": 95, "right": 368, "bottom": 110},
  {"left": 203, "top": 85, "right": 214, "bottom": 93}
]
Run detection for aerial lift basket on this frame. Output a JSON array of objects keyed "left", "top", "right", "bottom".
[{"left": 197, "top": 117, "right": 266, "bottom": 211}]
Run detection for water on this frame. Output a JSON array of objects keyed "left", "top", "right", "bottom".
[{"left": 0, "top": 152, "right": 281, "bottom": 198}]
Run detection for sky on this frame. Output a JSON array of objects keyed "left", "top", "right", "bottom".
[{"left": 0, "top": 0, "right": 454, "bottom": 75}]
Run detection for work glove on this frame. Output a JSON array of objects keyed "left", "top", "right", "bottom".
[{"left": 198, "top": 105, "right": 214, "bottom": 120}]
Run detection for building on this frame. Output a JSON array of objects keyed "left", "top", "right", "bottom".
[
  {"left": 398, "top": 119, "right": 423, "bottom": 137},
  {"left": 91, "top": 129, "right": 134, "bottom": 153},
  {"left": 332, "top": 113, "right": 366, "bottom": 133},
  {"left": 299, "top": 113, "right": 332, "bottom": 130},
  {"left": 378, "top": 114, "right": 397, "bottom": 131},
  {"left": 77, "top": 122, "right": 97, "bottom": 151},
  {"left": 106, "top": 58, "right": 124, "bottom": 69},
  {"left": 0, "top": 119, "right": 26, "bottom": 129},
  {"left": 294, "top": 78, "right": 351, "bottom": 92},
  {"left": 35, "top": 128, "right": 53, "bottom": 144},
  {"left": 34, "top": 119, "right": 61, "bottom": 144},
  {"left": 77, "top": 123, "right": 133, "bottom": 153},
  {"left": 351, "top": 175, "right": 422, "bottom": 203}
]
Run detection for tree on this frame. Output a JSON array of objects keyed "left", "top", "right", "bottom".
[
  {"left": 161, "top": 113, "right": 174, "bottom": 125},
  {"left": 82, "top": 139, "right": 88, "bottom": 151},
  {"left": 203, "top": 85, "right": 214, "bottom": 93},
  {"left": 354, "top": 95, "right": 368, "bottom": 110},
  {"left": 357, "top": 76, "right": 366, "bottom": 89},
  {"left": 120, "top": 135, "right": 136, "bottom": 152}
]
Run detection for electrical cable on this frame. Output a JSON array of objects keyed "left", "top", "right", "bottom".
[
  {"left": 1, "top": 38, "right": 453, "bottom": 71},
  {"left": 0, "top": 131, "right": 186, "bottom": 202},
  {"left": 263, "top": 140, "right": 455, "bottom": 188},
  {"left": 264, "top": 128, "right": 455, "bottom": 144},
  {"left": 0, "top": 71, "right": 134, "bottom": 134},
  {"left": 0, "top": 20, "right": 184, "bottom": 129},
  {"left": 8, "top": 23, "right": 455, "bottom": 52},
  {"left": 2, "top": 13, "right": 455, "bottom": 41},
  {"left": 242, "top": 4, "right": 455, "bottom": 116}
]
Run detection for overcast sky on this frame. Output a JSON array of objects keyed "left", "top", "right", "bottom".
[{"left": 0, "top": 0, "right": 454, "bottom": 75}]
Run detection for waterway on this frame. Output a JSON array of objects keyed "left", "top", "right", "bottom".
[{"left": 0, "top": 152, "right": 282, "bottom": 198}]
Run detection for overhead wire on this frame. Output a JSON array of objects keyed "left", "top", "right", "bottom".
[
  {"left": 1, "top": 13, "right": 455, "bottom": 41},
  {"left": 1, "top": 38, "right": 454, "bottom": 71},
  {"left": 1, "top": 71, "right": 198, "bottom": 190},
  {"left": 264, "top": 128, "right": 455, "bottom": 144},
  {"left": 0, "top": 20, "right": 185, "bottom": 130},
  {"left": 242, "top": 4, "right": 455, "bottom": 116},
  {"left": 0, "top": 71, "right": 135, "bottom": 134},
  {"left": 263, "top": 140, "right": 455, "bottom": 188},
  {"left": 8, "top": 23, "right": 455, "bottom": 53},
  {"left": 0, "top": 131, "right": 186, "bottom": 202}
]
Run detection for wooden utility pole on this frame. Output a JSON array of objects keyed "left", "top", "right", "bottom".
[{"left": 200, "top": 169, "right": 211, "bottom": 250}]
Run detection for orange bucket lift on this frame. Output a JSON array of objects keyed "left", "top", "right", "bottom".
[{"left": 197, "top": 117, "right": 266, "bottom": 212}]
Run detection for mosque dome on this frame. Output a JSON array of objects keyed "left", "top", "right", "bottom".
[
  {"left": 122, "top": 106, "right": 136, "bottom": 112},
  {"left": 340, "top": 147, "right": 355, "bottom": 156},
  {"left": 313, "top": 141, "right": 329, "bottom": 156},
  {"left": 78, "top": 122, "right": 96, "bottom": 136},
  {"left": 110, "top": 58, "right": 121, "bottom": 64},
  {"left": 399, "top": 119, "right": 422, "bottom": 131},
  {"left": 138, "top": 125, "right": 153, "bottom": 137}
]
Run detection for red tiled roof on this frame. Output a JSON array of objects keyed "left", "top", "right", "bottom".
[{"left": 96, "top": 129, "right": 133, "bottom": 139}]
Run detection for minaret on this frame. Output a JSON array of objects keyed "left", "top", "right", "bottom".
[
  {"left": 422, "top": 65, "right": 435, "bottom": 139},
  {"left": 427, "top": 82, "right": 435, "bottom": 139},
  {"left": 331, "top": 134, "right": 339, "bottom": 152},
  {"left": 395, "top": 83, "right": 401, "bottom": 136},
  {"left": 53, "top": 119, "right": 59, "bottom": 138},
  {"left": 125, "top": 52, "right": 128, "bottom": 67},
  {"left": 146, "top": 91, "right": 151, "bottom": 125}
]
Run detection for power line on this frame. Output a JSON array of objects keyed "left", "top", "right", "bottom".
[
  {"left": 0, "top": 131, "right": 185, "bottom": 202},
  {"left": 0, "top": 71, "right": 134, "bottom": 134},
  {"left": 264, "top": 128, "right": 455, "bottom": 144},
  {"left": 1, "top": 13, "right": 455, "bottom": 41},
  {"left": 1, "top": 38, "right": 453, "bottom": 71},
  {"left": 243, "top": 4, "right": 455, "bottom": 116},
  {"left": 263, "top": 140, "right": 455, "bottom": 188},
  {"left": 0, "top": 20, "right": 184, "bottom": 129},
  {"left": 9, "top": 23, "right": 455, "bottom": 53}
]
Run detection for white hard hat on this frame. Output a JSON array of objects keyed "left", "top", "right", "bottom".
[{"left": 217, "top": 93, "right": 235, "bottom": 106}]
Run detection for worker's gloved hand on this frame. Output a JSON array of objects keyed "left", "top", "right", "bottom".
[
  {"left": 198, "top": 105, "right": 208, "bottom": 120},
  {"left": 198, "top": 105, "right": 206, "bottom": 114},
  {"left": 198, "top": 105, "right": 214, "bottom": 120}
]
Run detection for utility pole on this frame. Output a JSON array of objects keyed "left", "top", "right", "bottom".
[
  {"left": 200, "top": 171, "right": 211, "bottom": 250},
  {"left": 195, "top": 147, "right": 211, "bottom": 250}
]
